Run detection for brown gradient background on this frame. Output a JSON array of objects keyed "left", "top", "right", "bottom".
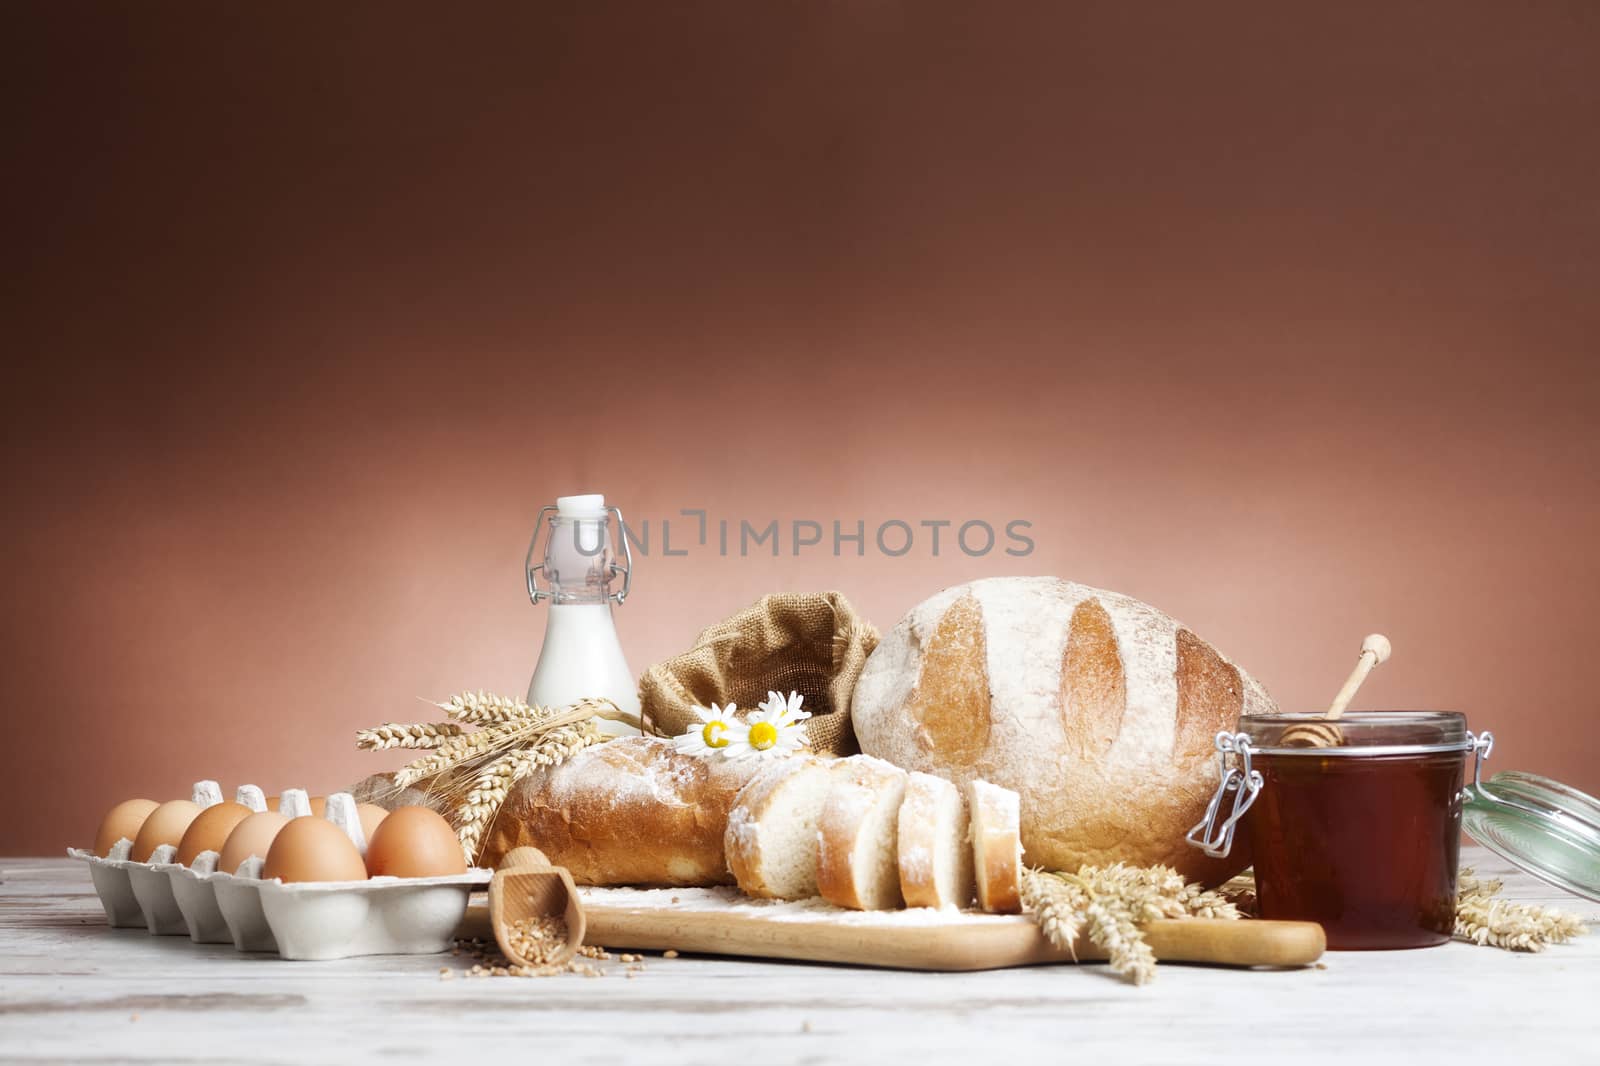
[{"left": 4, "top": 3, "right": 1598, "bottom": 854}]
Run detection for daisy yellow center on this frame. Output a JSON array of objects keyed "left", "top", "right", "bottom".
[
  {"left": 748, "top": 721, "right": 779, "bottom": 750},
  {"left": 701, "top": 720, "right": 730, "bottom": 749}
]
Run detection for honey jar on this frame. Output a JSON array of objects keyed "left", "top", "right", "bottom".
[{"left": 1188, "top": 712, "right": 1484, "bottom": 950}]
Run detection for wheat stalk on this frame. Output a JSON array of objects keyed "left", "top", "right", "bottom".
[
  {"left": 356, "top": 722, "right": 467, "bottom": 750},
  {"left": 1021, "top": 869, "right": 1087, "bottom": 962},
  {"left": 453, "top": 721, "right": 604, "bottom": 862},
  {"left": 435, "top": 691, "right": 540, "bottom": 726},
  {"left": 1026, "top": 860, "right": 1587, "bottom": 983},
  {"left": 1455, "top": 867, "right": 1587, "bottom": 951},
  {"left": 1022, "top": 863, "right": 1224, "bottom": 985},
  {"left": 1084, "top": 895, "right": 1156, "bottom": 985},
  {"left": 360, "top": 693, "right": 625, "bottom": 863},
  {"left": 393, "top": 729, "right": 507, "bottom": 788}
]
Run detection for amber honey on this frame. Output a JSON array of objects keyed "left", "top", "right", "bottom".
[
  {"left": 1188, "top": 711, "right": 1477, "bottom": 951},
  {"left": 1247, "top": 749, "right": 1464, "bottom": 949}
]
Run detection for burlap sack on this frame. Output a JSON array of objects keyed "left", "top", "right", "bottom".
[{"left": 638, "top": 591, "right": 879, "bottom": 756}]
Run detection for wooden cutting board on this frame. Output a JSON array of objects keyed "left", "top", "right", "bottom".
[{"left": 458, "top": 886, "right": 1325, "bottom": 972}]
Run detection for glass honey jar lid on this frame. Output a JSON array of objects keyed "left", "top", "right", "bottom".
[{"left": 1462, "top": 737, "right": 1600, "bottom": 903}]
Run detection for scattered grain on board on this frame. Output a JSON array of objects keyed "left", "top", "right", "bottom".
[
  {"left": 505, "top": 915, "right": 569, "bottom": 966},
  {"left": 445, "top": 935, "right": 643, "bottom": 979}
]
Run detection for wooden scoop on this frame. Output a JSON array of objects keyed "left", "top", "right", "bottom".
[
  {"left": 1280, "top": 633, "right": 1392, "bottom": 748},
  {"left": 488, "top": 847, "right": 586, "bottom": 969}
]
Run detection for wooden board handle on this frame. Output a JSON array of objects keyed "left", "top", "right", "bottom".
[
  {"left": 458, "top": 903, "right": 1325, "bottom": 972},
  {"left": 1140, "top": 918, "right": 1325, "bottom": 968}
]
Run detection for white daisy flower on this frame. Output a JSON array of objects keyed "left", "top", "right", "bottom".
[
  {"left": 673, "top": 703, "right": 743, "bottom": 757},
  {"left": 759, "top": 690, "right": 811, "bottom": 727},
  {"left": 724, "top": 691, "right": 810, "bottom": 760}
]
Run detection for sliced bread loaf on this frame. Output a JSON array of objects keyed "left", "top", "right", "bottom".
[
  {"left": 817, "top": 756, "right": 908, "bottom": 910},
  {"left": 897, "top": 771, "right": 975, "bottom": 909},
  {"left": 967, "top": 778, "right": 1023, "bottom": 914},
  {"left": 724, "top": 756, "right": 834, "bottom": 900}
]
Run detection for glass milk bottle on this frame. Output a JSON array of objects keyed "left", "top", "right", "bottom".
[{"left": 524, "top": 493, "right": 641, "bottom": 735}]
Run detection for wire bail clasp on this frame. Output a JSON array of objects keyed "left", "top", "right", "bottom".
[
  {"left": 1185, "top": 731, "right": 1263, "bottom": 859},
  {"left": 525, "top": 504, "right": 635, "bottom": 606},
  {"left": 1467, "top": 729, "right": 1495, "bottom": 793}
]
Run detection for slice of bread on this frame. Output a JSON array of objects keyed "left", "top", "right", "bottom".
[
  {"left": 817, "top": 756, "right": 908, "bottom": 910},
  {"left": 724, "top": 756, "right": 834, "bottom": 900},
  {"left": 897, "top": 771, "right": 975, "bottom": 909},
  {"left": 967, "top": 778, "right": 1023, "bottom": 914}
]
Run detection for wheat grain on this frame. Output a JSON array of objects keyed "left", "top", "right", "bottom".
[
  {"left": 1021, "top": 869, "right": 1087, "bottom": 961},
  {"left": 393, "top": 728, "right": 506, "bottom": 788},
  {"left": 454, "top": 722, "right": 603, "bottom": 861},
  {"left": 436, "top": 691, "right": 541, "bottom": 726},
  {"left": 1455, "top": 866, "right": 1587, "bottom": 951},
  {"left": 1027, "top": 859, "right": 1586, "bottom": 983},
  {"left": 355, "top": 722, "right": 466, "bottom": 750},
  {"left": 1022, "top": 862, "right": 1243, "bottom": 985},
  {"left": 1084, "top": 895, "right": 1157, "bottom": 985},
  {"left": 505, "top": 915, "right": 570, "bottom": 966},
  {"left": 361, "top": 693, "right": 622, "bottom": 864}
]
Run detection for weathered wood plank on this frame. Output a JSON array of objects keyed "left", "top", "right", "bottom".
[{"left": 1, "top": 848, "right": 1594, "bottom": 1066}]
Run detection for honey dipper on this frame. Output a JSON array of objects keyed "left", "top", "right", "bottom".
[
  {"left": 489, "top": 847, "right": 586, "bottom": 969},
  {"left": 1279, "top": 633, "right": 1392, "bottom": 748}
]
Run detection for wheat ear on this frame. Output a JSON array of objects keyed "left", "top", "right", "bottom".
[
  {"left": 1455, "top": 867, "right": 1588, "bottom": 951},
  {"left": 453, "top": 721, "right": 603, "bottom": 862},
  {"left": 1022, "top": 869, "right": 1087, "bottom": 961},
  {"left": 356, "top": 722, "right": 467, "bottom": 750},
  {"left": 435, "top": 691, "right": 540, "bottom": 726},
  {"left": 393, "top": 729, "right": 505, "bottom": 788}
]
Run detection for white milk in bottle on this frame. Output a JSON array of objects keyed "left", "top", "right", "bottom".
[{"left": 524, "top": 493, "right": 640, "bottom": 735}]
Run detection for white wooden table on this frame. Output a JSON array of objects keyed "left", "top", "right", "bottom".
[{"left": 2, "top": 846, "right": 1594, "bottom": 1065}]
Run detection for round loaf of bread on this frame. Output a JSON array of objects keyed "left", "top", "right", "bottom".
[{"left": 851, "top": 577, "right": 1276, "bottom": 883}]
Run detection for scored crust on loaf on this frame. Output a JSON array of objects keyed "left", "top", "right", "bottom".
[
  {"left": 851, "top": 576, "right": 1277, "bottom": 884},
  {"left": 817, "top": 756, "right": 908, "bottom": 910},
  {"left": 967, "top": 778, "right": 1023, "bottom": 914},
  {"left": 724, "top": 756, "right": 834, "bottom": 900},
  {"left": 897, "top": 771, "right": 975, "bottom": 910}
]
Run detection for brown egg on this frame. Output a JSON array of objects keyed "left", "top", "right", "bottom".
[
  {"left": 262, "top": 817, "right": 368, "bottom": 883},
  {"left": 365, "top": 806, "right": 468, "bottom": 878},
  {"left": 175, "top": 801, "right": 254, "bottom": 866},
  {"left": 130, "top": 800, "right": 203, "bottom": 862},
  {"left": 356, "top": 803, "right": 389, "bottom": 842},
  {"left": 94, "top": 798, "right": 159, "bottom": 857},
  {"left": 217, "top": 811, "right": 290, "bottom": 875}
]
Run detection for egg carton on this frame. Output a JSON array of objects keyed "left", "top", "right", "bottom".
[
  {"left": 75, "top": 785, "right": 490, "bottom": 960},
  {"left": 211, "top": 857, "right": 279, "bottom": 952},
  {"left": 168, "top": 785, "right": 301, "bottom": 947},
  {"left": 253, "top": 868, "right": 491, "bottom": 960},
  {"left": 66, "top": 841, "right": 144, "bottom": 928},
  {"left": 68, "top": 781, "right": 294, "bottom": 937},
  {"left": 66, "top": 780, "right": 233, "bottom": 932}
]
